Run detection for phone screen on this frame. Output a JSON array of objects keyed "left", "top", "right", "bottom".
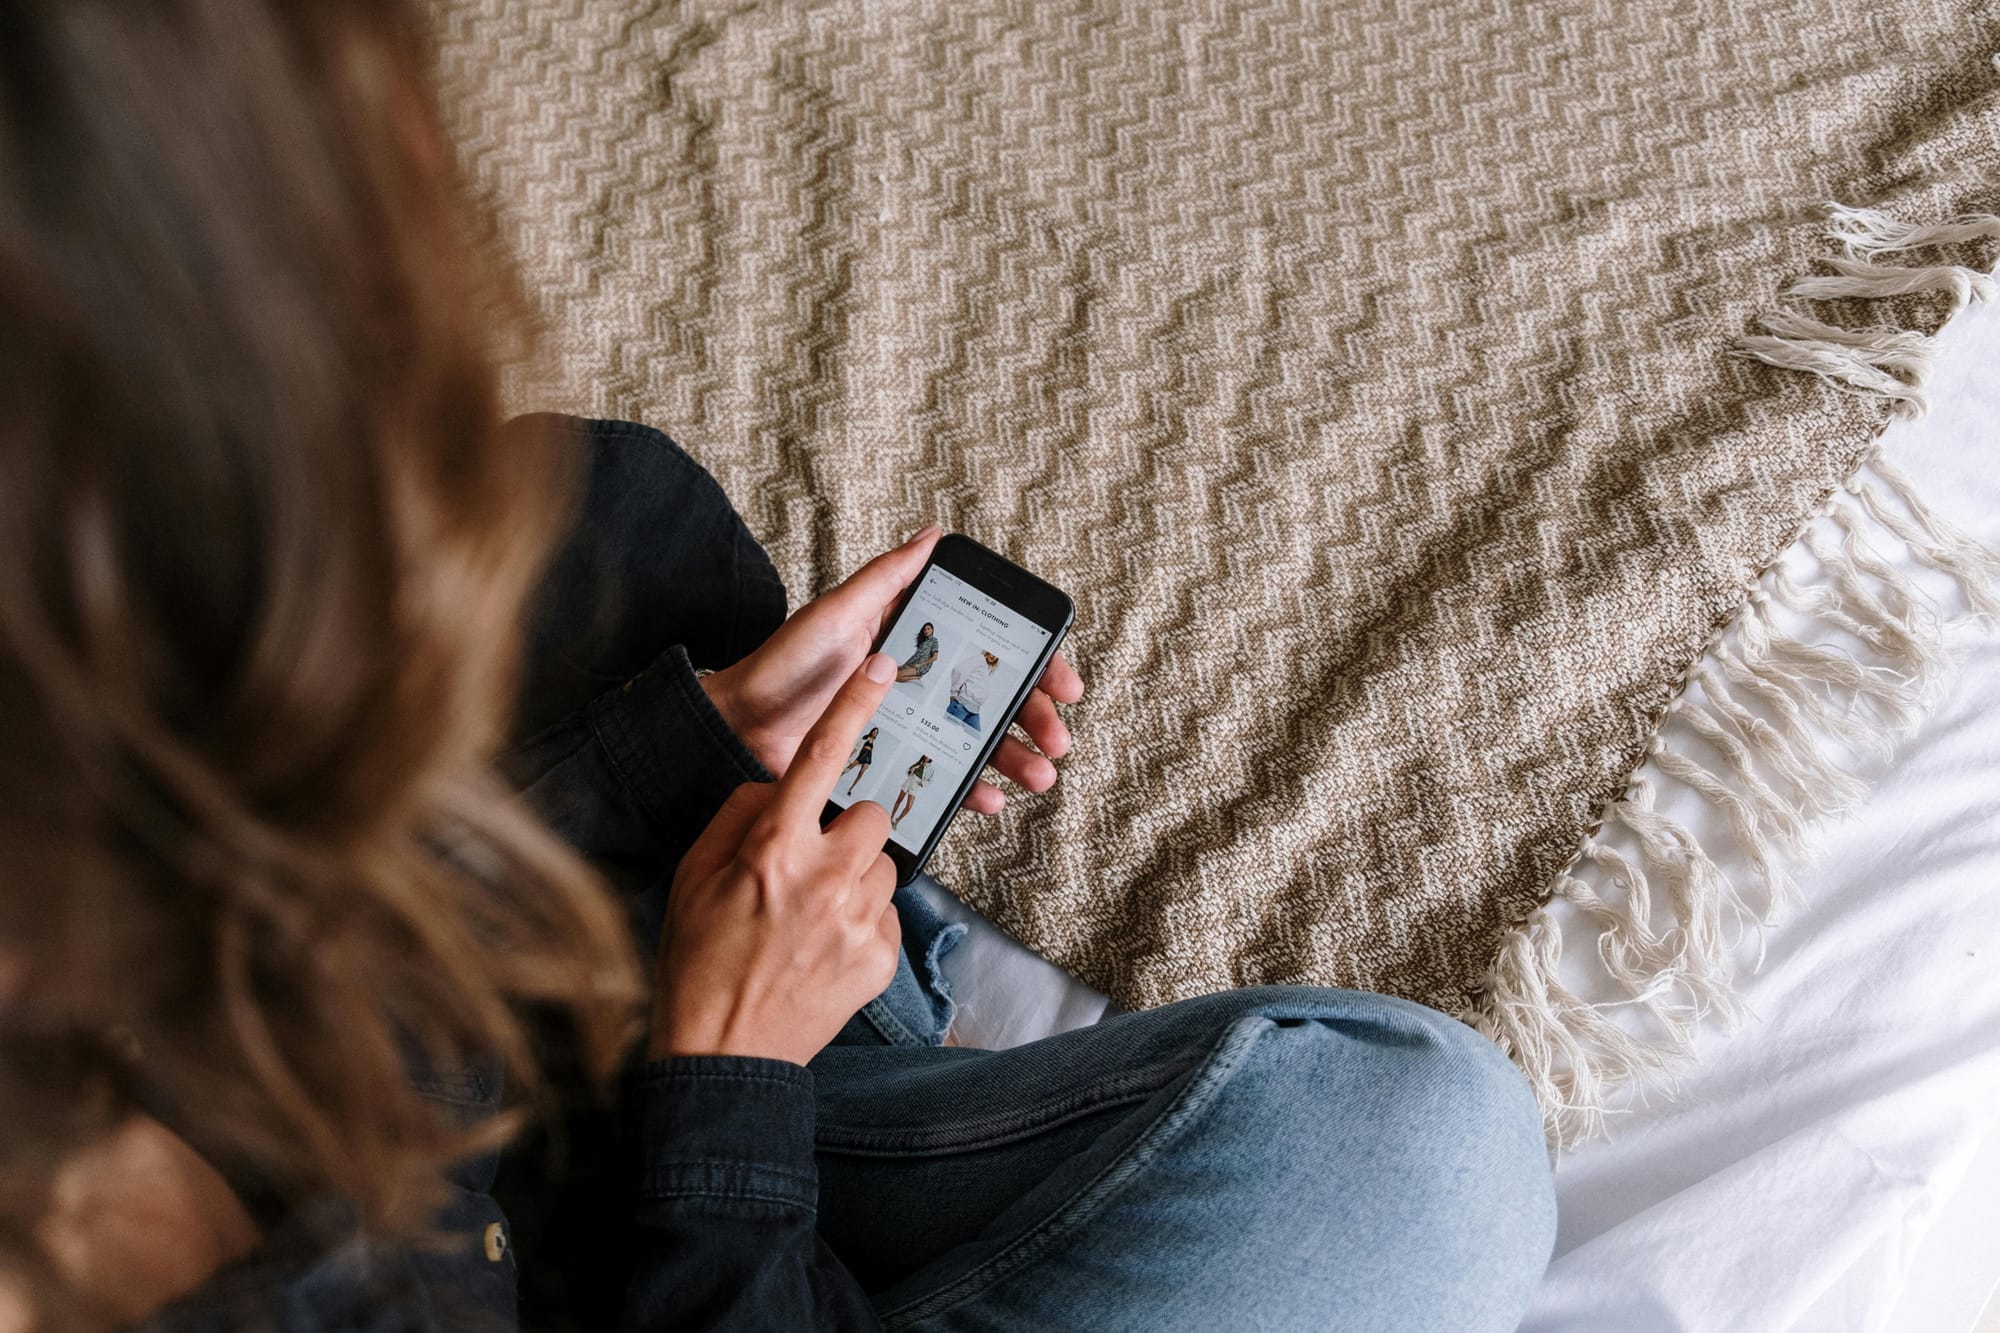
[{"left": 827, "top": 563, "right": 1053, "bottom": 854}]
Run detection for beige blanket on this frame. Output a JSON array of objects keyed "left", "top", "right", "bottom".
[{"left": 435, "top": 0, "right": 2000, "bottom": 1136}]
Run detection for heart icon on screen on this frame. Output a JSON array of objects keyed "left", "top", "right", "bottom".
[
  {"left": 962, "top": 742, "right": 972, "bottom": 751},
  {"left": 905, "top": 707, "right": 915, "bottom": 715}
]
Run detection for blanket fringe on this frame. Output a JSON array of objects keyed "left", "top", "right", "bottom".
[
  {"left": 1464, "top": 202, "right": 2000, "bottom": 1146},
  {"left": 1729, "top": 206, "right": 2000, "bottom": 419}
]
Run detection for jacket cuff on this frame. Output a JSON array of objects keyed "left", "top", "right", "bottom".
[
  {"left": 586, "top": 645, "right": 772, "bottom": 846},
  {"left": 631, "top": 1057, "right": 819, "bottom": 1211}
]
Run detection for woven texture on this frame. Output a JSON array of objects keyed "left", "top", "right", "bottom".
[{"left": 433, "top": 0, "right": 2000, "bottom": 1017}]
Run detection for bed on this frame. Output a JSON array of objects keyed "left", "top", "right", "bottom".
[{"left": 915, "top": 296, "right": 2000, "bottom": 1332}]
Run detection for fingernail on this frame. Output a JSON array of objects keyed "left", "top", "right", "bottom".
[
  {"left": 864, "top": 652, "right": 896, "bottom": 683},
  {"left": 905, "top": 523, "right": 939, "bottom": 545}
]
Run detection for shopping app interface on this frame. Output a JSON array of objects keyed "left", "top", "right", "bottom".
[{"left": 828, "top": 565, "right": 1052, "bottom": 853}]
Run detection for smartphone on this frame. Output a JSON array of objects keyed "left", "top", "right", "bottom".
[{"left": 823, "top": 534, "right": 1074, "bottom": 885}]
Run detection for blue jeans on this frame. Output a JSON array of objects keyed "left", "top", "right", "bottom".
[
  {"left": 815, "top": 886, "right": 1556, "bottom": 1332},
  {"left": 946, "top": 696, "right": 981, "bottom": 730}
]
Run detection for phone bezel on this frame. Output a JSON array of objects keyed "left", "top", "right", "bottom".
[{"left": 822, "top": 533, "right": 1074, "bottom": 886}]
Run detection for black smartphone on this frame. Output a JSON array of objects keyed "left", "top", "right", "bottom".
[{"left": 822, "top": 533, "right": 1074, "bottom": 886}]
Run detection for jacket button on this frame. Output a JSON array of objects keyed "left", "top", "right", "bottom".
[{"left": 483, "top": 1221, "right": 508, "bottom": 1262}]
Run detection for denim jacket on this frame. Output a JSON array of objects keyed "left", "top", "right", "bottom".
[{"left": 149, "top": 418, "right": 894, "bottom": 1331}]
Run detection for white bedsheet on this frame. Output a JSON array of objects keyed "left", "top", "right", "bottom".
[{"left": 918, "top": 296, "right": 2000, "bottom": 1332}]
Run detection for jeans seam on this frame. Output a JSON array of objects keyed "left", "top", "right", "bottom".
[
  {"left": 637, "top": 1186, "right": 816, "bottom": 1210},
  {"left": 638, "top": 1070, "right": 812, "bottom": 1090},
  {"left": 876, "top": 1016, "right": 1277, "bottom": 1328},
  {"left": 637, "top": 1165, "right": 818, "bottom": 1206},
  {"left": 858, "top": 995, "right": 925, "bottom": 1048},
  {"left": 814, "top": 1074, "right": 1172, "bottom": 1156}
]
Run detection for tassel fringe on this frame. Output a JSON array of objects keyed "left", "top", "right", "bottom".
[
  {"left": 1464, "top": 201, "right": 2000, "bottom": 1146},
  {"left": 1729, "top": 206, "right": 2000, "bottom": 419}
]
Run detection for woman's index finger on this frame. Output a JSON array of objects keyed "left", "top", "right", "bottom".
[{"left": 770, "top": 653, "right": 899, "bottom": 824}]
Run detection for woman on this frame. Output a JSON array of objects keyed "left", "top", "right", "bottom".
[
  {"left": 895, "top": 622, "right": 941, "bottom": 682},
  {"left": 0, "top": 3, "right": 1556, "bottom": 1330},
  {"left": 889, "top": 755, "right": 933, "bottom": 830},
  {"left": 947, "top": 651, "right": 1000, "bottom": 731},
  {"left": 842, "top": 727, "right": 881, "bottom": 796}
]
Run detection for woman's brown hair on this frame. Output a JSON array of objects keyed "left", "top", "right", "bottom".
[{"left": 0, "top": 0, "right": 641, "bottom": 1321}]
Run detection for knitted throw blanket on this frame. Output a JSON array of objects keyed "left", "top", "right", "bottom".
[{"left": 435, "top": 0, "right": 2000, "bottom": 1139}]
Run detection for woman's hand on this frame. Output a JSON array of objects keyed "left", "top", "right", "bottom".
[
  {"left": 651, "top": 654, "right": 906, "bottom": 1064},
  {"left": 701, "top": 526, "right": 1085, "bottom": 815}
]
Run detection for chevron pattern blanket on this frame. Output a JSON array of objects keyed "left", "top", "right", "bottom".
[{"left": 435, "top": 0, "right": 2000, "bottom": 1137}]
